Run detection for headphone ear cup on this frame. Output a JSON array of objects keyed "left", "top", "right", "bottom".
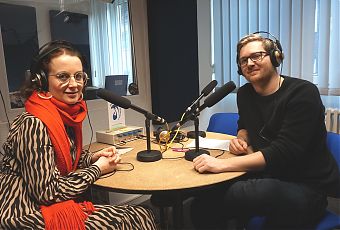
[
  {"left": 236, "top": 55, "right": 243, "bottom": 75},
  {"left": 159, "top": 130, "right": 170, "bottom": 143},
  {"left": 31, "top": 73, "right": 42, "bottom": 89},
  {"left": 269, "top": 49, "right": 284, "bottom": 67},
  {"left": 237, "top": 65, "right": 243, "bottom": 75},
  {"left": 270, "top": 49, "right": 281, "bottom": 67},
  {"left": 39, "top": 70, "right": 48, "bottom": 91},
  {"left": 31, "top": 71, "right": 48, "bottom": 91},
  {"left": 275, "top": 49, "right": 284, "bottom": 65}
]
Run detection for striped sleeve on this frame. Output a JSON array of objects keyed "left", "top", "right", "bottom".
[
  {"left": 77, "top": 149, "right": 93, "bottom": 168},
  {"left": 16, "top": 115, "right": 101, "bottom": 205}
]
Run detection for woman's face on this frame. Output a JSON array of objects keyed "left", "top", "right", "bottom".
[{"left": 47, "top": 54, "right": 84, "bottom": 104}]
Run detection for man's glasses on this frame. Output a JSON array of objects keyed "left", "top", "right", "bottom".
[
  {"left": 49, "top": 71, "right": 88, "bottom": 85},
  {"left": 238, "top": 51, "right": 269, "bottom": 67}
]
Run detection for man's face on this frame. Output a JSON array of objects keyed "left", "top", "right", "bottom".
[{"left": 239, "top": 41, "right": 276, "bottom": 84}]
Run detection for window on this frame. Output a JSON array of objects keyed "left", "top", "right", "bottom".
[
  {"left": 0, "top": 2, "right": 39, "bottom": 108},
  {"left": 212, "top": 0, "right": 340, "bottom": 96},
  {"left": 89, "top": 0, "right": 135, "bottom": 93}
]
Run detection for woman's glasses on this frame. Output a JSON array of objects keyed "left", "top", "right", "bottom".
[
  {"left": 49, "top": 71, "right": 88, "bottom": 85},
  {"left": 238, "top": 51, "right": 269, "bottom": 67}
]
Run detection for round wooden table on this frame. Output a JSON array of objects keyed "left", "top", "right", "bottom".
[{"left": 90, "top": 132, "right": 246, "bottom": 229}]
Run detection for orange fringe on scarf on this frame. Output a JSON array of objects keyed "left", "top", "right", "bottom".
[{"left": 41, "top": 200, "right": 96, "bottom": 230}]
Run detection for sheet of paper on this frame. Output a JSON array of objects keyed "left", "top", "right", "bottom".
[
  {"left": 117, "top": 147, "right": 134, "bottom": 155},
  {"left": 186, "top": 136, "right": 230, "bottom": 151}
]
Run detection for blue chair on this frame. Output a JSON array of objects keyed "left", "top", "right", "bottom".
[
  {"left": 247, "top": 132, "right": 340, "bottom": 230},
  {"left": 206, "top": 113, "right": 239, "bottom": 136}
]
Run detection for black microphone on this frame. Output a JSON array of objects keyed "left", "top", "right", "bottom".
[
  {"left": 186, "top": 80, "right": 217, "bottom": 112},
  {"left": 97, "top": 88, "right": 166, "bottom": 124},
  {"left": 171, "top": 81, "right": 236, "bottom": 131},
  {"left": 199, "top": 81, "right": 236, "bottom": 111}
]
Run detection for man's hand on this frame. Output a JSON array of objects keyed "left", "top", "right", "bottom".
[
  {"left": 229, "top": 138, "right": 248, "bottom": 155},
  {"left": 193, "top": 154, "right": 226, "bottom": 173}
]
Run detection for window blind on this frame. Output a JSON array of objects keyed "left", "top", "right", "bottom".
[{"left": 212, "top": 0, "right": 340, "bottom": 96}]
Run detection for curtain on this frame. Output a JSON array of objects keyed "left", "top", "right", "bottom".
[
  {"left": 88, "top": 0, "right": 133, "bottom": 88},
  {"left": 212, "top": 0, "right": 340, "bottom": 96}
]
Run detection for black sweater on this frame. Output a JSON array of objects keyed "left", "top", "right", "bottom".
[{"left": 237, "top": 76, "right": 339, "bottom": 196}]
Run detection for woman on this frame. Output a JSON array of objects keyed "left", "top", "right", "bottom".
[{"left": 0, "top": 40, "right": 157, "bottom": 229}]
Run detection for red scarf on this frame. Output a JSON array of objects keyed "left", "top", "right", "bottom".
[
  {"left": 25, "top": 91, "right": 96, "bottom": 229},
  {"left": 25, "top": 91, "right": 87, "bottom": 175},
  {"left": 40, "top": 200, "right": 96, "bottom": 230}
]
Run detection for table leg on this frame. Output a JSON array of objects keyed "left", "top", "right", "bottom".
[
  {"left": 150, "top": 192, "right": 185, "bottom": 229},
  {"left": 172, "top": 192, "right": 183, "bottom": 229}
]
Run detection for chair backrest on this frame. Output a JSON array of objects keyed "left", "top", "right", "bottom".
[
  {"left": 327, "top": 132, "right": 340, "bottom": 198},
  {"left": 206, "top": 113, "right": 239, "bottom": 136},
  {"left": 327, "top": 132, "right": 340, "bottom": 169}
]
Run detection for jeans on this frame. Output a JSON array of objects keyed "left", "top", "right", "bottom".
[{"left": 190, "top": 177, "right": 327, "bottom": 229}]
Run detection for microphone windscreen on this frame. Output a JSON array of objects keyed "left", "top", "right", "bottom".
[
  {"left": 96, "top": 88, "right": 131, "bottom": 109},
  {"left": 201, "top": 80, "right": 218, "bottom": 96},
  {"left": 204, "top": 81, "right": 236, "bottom": 108}
]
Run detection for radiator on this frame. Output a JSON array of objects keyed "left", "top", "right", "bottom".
[{"left": 325, "top": 108, "right": 340, "bottom": 134}]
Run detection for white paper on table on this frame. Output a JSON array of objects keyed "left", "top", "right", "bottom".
[
  {"left": 117, "top": 147, "right": 134, "bottom": 155},
  {"left": 186, "top": 136, "right": 230, "bottom": 151}
]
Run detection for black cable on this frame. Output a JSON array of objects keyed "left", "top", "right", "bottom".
[
  {"left": 0, "top": 89, "right": 10, "bottom": 129},
  {"left": 99, "top": 162, "right": 134, "bottom": 179},
  {"left": 85, "top": 100, "right": 93, "bottom": 151},
  {"left": 0, "top": 89, "right": 10, "bottom": 161},
  {"left": 215, "top": 150, "right": 225, "bottom": 158}
]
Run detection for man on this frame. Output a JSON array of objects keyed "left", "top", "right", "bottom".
[{"left": 190, "top": 32, "right": 340, "bottom": 229}]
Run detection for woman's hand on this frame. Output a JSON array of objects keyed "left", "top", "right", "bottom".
[
  {"left": 91, "top": 146, "right": 121, "bottom": 175},
  {"left": 91, "top": 146, "right": 117, "bottom": 163},
  {"left": 229, "top": 138, "right": 248, "bottom": 155},
  {"left": 93, "top": 154, "right": 121, "bottom": 175}
]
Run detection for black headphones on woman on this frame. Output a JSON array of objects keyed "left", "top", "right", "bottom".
[
  {"left": 236, "top": 31, "right": 284, "bottom": 75},
  {"left": 28, "top": 40, "right": 81, "bottom": 91}
]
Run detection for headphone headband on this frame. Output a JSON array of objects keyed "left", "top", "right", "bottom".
[{"left": 252, "top": 31, "right": 283, "bottom": 53}]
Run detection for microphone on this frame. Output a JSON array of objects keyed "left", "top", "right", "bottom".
[
  {"left": 199, "top": 80, "right": 236, "bottom": 111},
  {"left": 97, "top": 88, "right": 166, "bottom": 124},
  {"left": 171, "top": 81, "right": 236, "bottom": 131},
  {"left": 186, "top": 80, "right": 218, "bottom": 112}
]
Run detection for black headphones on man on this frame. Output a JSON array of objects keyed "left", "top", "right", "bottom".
[
  {"left": 237, "top": 31, "right": 284, "bottom": 75},
  {"left": 28, "top": 40, "right": 80, "bottom": 91}
]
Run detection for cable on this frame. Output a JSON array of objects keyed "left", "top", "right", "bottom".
[
  {"left": 84, "top": 100, "right": 93, "bottom": 151},
  {"left": 162, "top": 155, "right": 184, "bottom": 160},
  {"left": 0, "top": 89, "right": 10, "bottom": 129},
  {"left": 160, "top": 112, "right": 187, "bottom": 152},
  {"left": 215, "top": 150, "right": 225, "bottom": 158},
  {"left": 99, "top": 162, "right": 134, "bottom": 179},
  {"left": 0, "top": 89, "right": 10, "bottom": 162}
]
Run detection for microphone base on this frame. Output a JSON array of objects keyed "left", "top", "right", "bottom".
[
  {"left": 137, "top": 150, "right": 162, "bottom": 162},
  {"left": 187, "top": 131, "right": 206, "bottom": 139},
  {"left": 185, "top": 149, "right": 210, "bottom": 161}
]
